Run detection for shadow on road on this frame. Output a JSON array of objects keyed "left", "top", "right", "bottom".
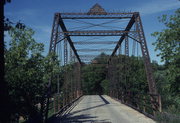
[
  {"left": 69, "top": 103, "right": 107, "bottom": 115},
  {"left": 99, "top": 95, "right": 110, "bottom": 104},
  {"left": 48, "top": 95, "right": 111, "bottom": 123},
  {"left": 48, "top": 114, "right": 108, "bottom": 123}
]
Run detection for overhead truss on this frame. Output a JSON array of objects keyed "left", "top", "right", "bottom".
[{"left": 49, "top": 3, "right": 159, "bottom": 101}]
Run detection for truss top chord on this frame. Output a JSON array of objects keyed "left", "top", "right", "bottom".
[
  {"left": 59, "top": 30, "right": 137, "bottom": 36},
  {"left": 77, "top": 49, "right": 114, "bottom": 52},
  {"left": 59, "top": 12, "right": 135, "bottom": 15},
  {"left": 56, "top": 4, "right": 139, "bottom": 19},
  {"left": 59, "top": 13, "right": 134, "bottom": 19},
  {"left": 74, "top": 41, "right": 118, "bottom": 45},
  {"left": 61, "top": 30, "right": 136, "bottom": 33}
]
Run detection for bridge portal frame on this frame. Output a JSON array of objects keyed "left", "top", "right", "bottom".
[{"left": 49, "top": 5, "right": 161, "bottom": 117}]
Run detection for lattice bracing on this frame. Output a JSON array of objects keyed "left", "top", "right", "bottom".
[{"left": 48, "top": 4, "right": 161, "bottom": 119}]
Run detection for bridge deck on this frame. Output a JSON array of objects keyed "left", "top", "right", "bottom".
[{"left": 53, "top": 95, "right": 155, "bottom": 123}]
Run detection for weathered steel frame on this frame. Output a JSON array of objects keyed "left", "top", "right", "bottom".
[
  {"left": 49, "top": 13, "right": 82, "bottom": 64},
  {"left": 49, "top": 11, "right": 161, "bottom": 114},
  {"left": 108, "top": 12, "right": 160, "bottom": 113}
]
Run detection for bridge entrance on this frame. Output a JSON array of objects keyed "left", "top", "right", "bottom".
[{"left": 43, "top": 3, "right": 161, "bottom": 122}]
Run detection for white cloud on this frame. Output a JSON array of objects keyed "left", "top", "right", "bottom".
[{"left": 133, "top": 0, "right": 180, "bottom": 15}]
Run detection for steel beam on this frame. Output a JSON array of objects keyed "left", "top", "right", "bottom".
[
  {"left": 49, "top": 5, "right": 161, "bottom": 115},
  {"left": 74, "top": 41, "right": 117, "bottom": 45},
  {"left": 49, "top": 14, "right": 60, "bottom": 52},
  {"left": 127, "top": 34, "right": 140, "bottom": 43},
  {"left": 79, "top": 55, "right": 98, "bottom": 58},
  {"left": 132, "top": 40, "right": 136, "bottom": 56},
  {"left": 60, "top": 30, "right": 135, "bottom": 36},
  {"left": 60, "top": 12, "right": 134, "bottom": 19},
  {"left": 58, "top": 13, "right": 82, "bottom": 64},
  {"left": 135, "top": 13, "right": 157, "bottom": 94},
  {"left": 125, "top": 36, "right": 129, "bottom": 56},
  {"left": 70, "top": 47, "right": 73, "bottom": 62},
  {"left": 109, "top": 13, "right": 137, "bottom": 61},
  {"left": 64, "top": 39, "right": 68, "bottom": 65},
  {"left": 60, "top": 12, "right": 134, "bottom": 15},
  {"left": 79, "top": 58, "right": 93, "bottom": 61},
  {"left": 77, "top": 49, "right": 113, "bottom": 52}
]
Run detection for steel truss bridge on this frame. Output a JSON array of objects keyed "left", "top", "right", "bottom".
[{"left": 41, "top": 4, "right": 161, "bottom": 122}]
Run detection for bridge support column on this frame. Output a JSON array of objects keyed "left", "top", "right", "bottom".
[{"left": 135, "top": 13, "right": 161, "bottom": 113}]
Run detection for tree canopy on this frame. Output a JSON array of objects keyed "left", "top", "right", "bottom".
[
  {"left": 152, "top": 8, "right": 180, "bottom": 122},
  {"left": 5, "top": 26, "right": 60, "bottom": 121},
  {"left": 152, "top": 8, "right": 180, "bottom": 96},
  {"left": 152, "top": 9, "right": 180, "bottom": 63}
]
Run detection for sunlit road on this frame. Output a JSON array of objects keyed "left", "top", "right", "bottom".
[{"left": 52, "top": 95, "right": 155, "bottom": 123}]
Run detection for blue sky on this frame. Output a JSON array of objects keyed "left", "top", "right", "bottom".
[{"left": 4, "top": 0, "right": 180, "bottom": 64}]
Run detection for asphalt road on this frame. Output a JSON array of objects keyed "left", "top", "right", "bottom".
[{"left": 54, "top": 95, "right": 156, "bottom": 123}]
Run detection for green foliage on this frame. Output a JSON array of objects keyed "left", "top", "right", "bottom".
[
  {"left": 152, "top": 8, "right": 180, "bottom": 95},
  {"left": 152, "top": 8, "right": 180, "bottom": 122},
  {"left": 82, "top": 64, "right": 105, "bottom": 95},
  {"left": 101, "top": 79, "right": 109, "bottom": 94},
  {"left": 5, "top": 26, "right": 60, "bottom": 120},
  {"left": 156, "top": 112, "right": 180, "bottom": 123},
  {"left": 152, "top": 8, "right": 180, "bottom": 63},
  {"left": 81, "top": 53, "right": 148, "bottom": 97},
  {"left": 94, "top": 52, "right": 109, "bottom": 64},
  {"left": 127, "top": 56, "right": 147, "bottom": 94},
  {"left": 82, "top": 53, "right": 108, "bottom": 95}
]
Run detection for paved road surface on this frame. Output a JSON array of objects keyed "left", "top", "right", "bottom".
[{"left": 52, "top": 95, "right": 155, "bottom": 123}]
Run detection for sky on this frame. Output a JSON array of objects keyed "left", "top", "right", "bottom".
[{"left": 4, "top": 0, "right": 180, "bottom": 64}]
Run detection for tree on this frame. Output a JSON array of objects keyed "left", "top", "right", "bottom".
[
  {"left": 152, "top": 8, "right": 180, "bottom": 121},
  {"left": 5, "top": 26, "right": 60, "bottom": 121},
  {"left": 82, "top": 65, "right": 105, "bottom": 95},
  {"left": 152, "top": 8, "right": 180, "bottom": 96},
  {"left": 152, "top": 9, "right": 180, "bottom": 63},
  {"left": 0, "top": 1, "right": 12, "bottom": 122},
  {"left": 82, "top": 53, "right": 108, "bottom": 95}
]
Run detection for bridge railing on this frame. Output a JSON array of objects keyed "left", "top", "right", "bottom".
[
  {"left": 42, "top": 62, "right": 83, "bottom": 121},
  {"left": 108, "top": 55, "right": 161, "bottom": 118}
]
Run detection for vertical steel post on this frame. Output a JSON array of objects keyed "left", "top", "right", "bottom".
[
  {"left": 70, "top": 47, "right": 72, "bottom": 62},
  {"left": 132, "top": 40, "right": 136, "bottom": 56},
  {"left": 135, "top": 13, "right": 157, "bottom": 94},
  {"left": 46, "top": 13, "right": 60, "bottom": 122},
  {"left": 125, "top": 35, "right": 130, "bottom": 103},
  {"left": 132, "top": 25, "right": 137, "bottom": 56},
  {"left": 64, "top": 39, "right": 68, "bottom": 65},
  {"left": 125, "top": 36, "right": 129, "bottom": 56},
  {"left": 57, "top": 75, "right": 60, "bottom": 94},
  {"left": 49, "top": 13, "right": 60, "bottom": 52},
  {"left": 134, "top": 13, "right": 160, "bottom": 112}
]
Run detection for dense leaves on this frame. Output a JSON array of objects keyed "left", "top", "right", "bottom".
[
  {"left": 5, "top": 26, "right": 60, "bottom": 121},
  {"left": 82, "top": 64, "right": 106, "bottom": 95},
  {"left": 152, "top": 8, "right": 180, "bottom": 122},
  {"left": 82, "top": 53, "right": 108, "bottom": 95},
  {"left": 152, "top": 9, "right": 180, "bottom": 63},
  {"left": 4, "top": 8, "right": 180, "bottom": 122},
  {"left": 152, "top": 9, "right": 180, "bottom": 96},
  {"left": 81, "top": 53, "right": 148, "bottom": 97}
]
